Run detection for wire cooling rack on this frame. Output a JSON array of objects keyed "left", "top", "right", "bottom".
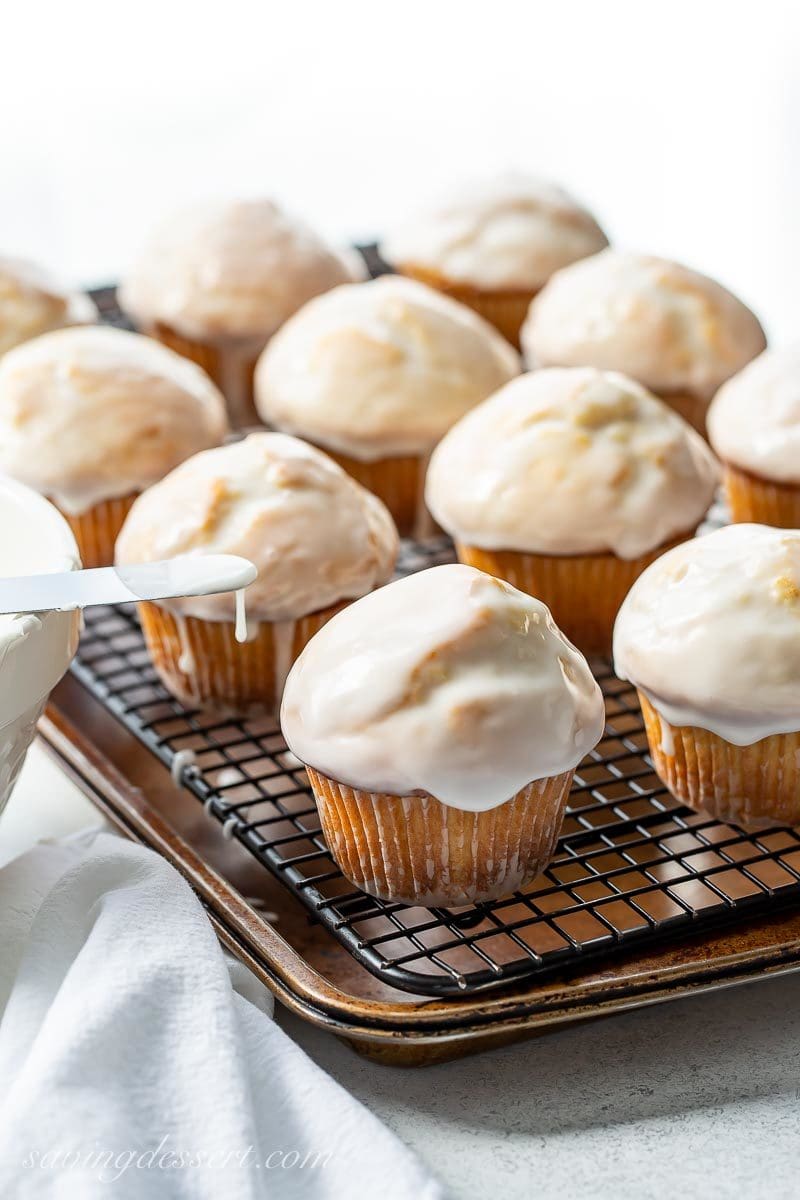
[
  {"left": 72, "top": 543, "right": 800, "bottom": 998},
  {"left": 76, "top": 284, "right": 800, "bottom": 997}
]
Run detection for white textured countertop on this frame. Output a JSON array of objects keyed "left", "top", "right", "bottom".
[{"left": 5, "top": 741, "right": 800, "bottom": 1200}]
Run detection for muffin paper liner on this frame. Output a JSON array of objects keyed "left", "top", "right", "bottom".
[
  {"left": 723, "top": 464, "right": 800, "bottom": 527},
  {"left": 148, "top": 320, "right": 262, "bottom": 430},
  {"left": 457, "top": 538, "right": 687, "bottom": 656},
  {"left": 654, "top": 389, "right": 708, "bottom": 435},
  {"left": 327, "top": 448, "right": 436, "bottom": 539},
  {"left": 138, "top": 600, "right": 344, "bottom": 718},
  {"left": 59, "top": 492, "right": 138, "bottom": 569},
  {"left": 640, "top": 693, "right": 800, "bottom": 828},
  {"left": 305, "top": 767, "right": 573, "bottom": 906},
  {"left": 394, "top": 263, "right": 534, "bottom": 350}
]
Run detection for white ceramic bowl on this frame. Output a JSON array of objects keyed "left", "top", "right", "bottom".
[{"left": 0, "top": 476, "right": 80, "bottom": 816}]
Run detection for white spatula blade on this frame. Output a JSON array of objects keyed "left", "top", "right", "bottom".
[{"left": 0, "top": 555, "right": 257, "bottom": 615}]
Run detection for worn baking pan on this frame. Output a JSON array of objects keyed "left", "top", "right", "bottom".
[{"left": 39, "top": 664, "right": 800, "bottom": 1066}]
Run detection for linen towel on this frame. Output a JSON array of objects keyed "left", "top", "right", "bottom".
[{"left": 0, "top": 830, "right": 443, "bottom": 1199}]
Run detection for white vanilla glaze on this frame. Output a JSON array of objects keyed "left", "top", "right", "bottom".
[
  {"left": 119, "top": 198, "right": 351, "bottom": 343},
  {"left": 281, "top": 564, "right": 605, "bottom": 811},
  {"left": 522, "top": 250, "right": 767, "bottom": 401},
  {"left": 235, "top": 589, "right": 248, "bottom": 643},
  {"left": 707, "top": 345, "right": 800, "bottom": 483},
  {"left": 426, "top": 367, "right": 718, "bottom": 558},
  {"left": 170, "top": 748, "right": 197, "bottom": 787},
  {"left": 254, "top": 276, "right": 520, "bottom": 461},
  {"left": 115, "top": 554, "right": 257, "bottom": 606},
  {"left": 613, "top": 524, "right": 800, "bottom": 745},
  {"left": 0, "top": 553, "right": 256, "bottom": 617},
  {"left": 122, "top": 556, "right": 256, "bottom": 647},
  {"left": 380, "top": 174, "right": 608, "bottom": 291},
  {"left": 115, "top": 432, "right": 398, "bottom": 623},
  {"left": 0, "top": 701, "right": 51, "bottom": 818},
  {"left": 0, "top": 325, "right": 228, "bottom": 514},
  {"left": 0, "top": 256, "right": 96, "bottom": 357},
  {"left": 176, "top": 622, "right": 196, "bottom": 676},
  {"left": 0, "top": 478, "right": 81, "bottom": 812}
]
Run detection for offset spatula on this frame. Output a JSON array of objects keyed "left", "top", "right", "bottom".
[{"left": 0, "top": 555, "right": 257, "bottom": 615}]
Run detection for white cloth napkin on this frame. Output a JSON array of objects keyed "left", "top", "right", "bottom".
[{"left": 0, "top": 830, "right": 443, "bottom": 1200}]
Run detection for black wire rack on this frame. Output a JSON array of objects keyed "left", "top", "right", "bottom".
[
  {"left": 75, "top": 285, "right": 800, "bottom": 998},
  {"left": 71, "top": 549, "right": 800, "bottom": 997}
]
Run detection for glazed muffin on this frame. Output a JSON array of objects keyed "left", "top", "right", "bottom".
[
  {"left": 281, "top": 564, "right": 604, "bottom": 906},
  {"left": 426, "top": 368, "right": 718, "bottom": 654},
  {"left": 254, "top": 275, "right": 520, "bottom": 536},
  {"left": 614, "top": 524, "right": 800, "bottom": 828},
  {"left": 119, "top": 199, "right": 351, "bottom": 429},
  {"left": 116, "top": 433, "right": 398, "bottom": 717},
  {"left": 0, "top": 326, "right": 227, "bottom": 567},
  {"left": 522, "top": 250, "right": 766, "bottom": 433},
  {"left": 707, "top": 346, "right": 800, "bottom": 526},
  {"left": 379, "top": 174, "right": 608, "bottom": 348},
  {"left": 0, "top": 256, "right": 95, "bottom": 356}
]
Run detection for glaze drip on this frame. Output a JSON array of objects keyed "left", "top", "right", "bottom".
[
  {"left": 234, "top": 589, "right": 248, "bottom": 644},
  {"left": 115, "top": 432, "right": 397, "bottom": 624}
]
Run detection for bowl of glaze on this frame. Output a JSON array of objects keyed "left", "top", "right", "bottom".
[{"left": 0, "top": 475, "right": 81, "bottom": 816}]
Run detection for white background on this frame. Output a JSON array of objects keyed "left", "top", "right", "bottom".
[{"left": 1, "top": 0, "right": 798, "bottom": 340}]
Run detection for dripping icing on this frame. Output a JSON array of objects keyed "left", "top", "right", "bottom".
[
  {"left": 658, "top": 713, "right": 675, "bottom": 757},
  {"left": 170, "top": 748, "right": 197, "bottom": 786},
  {"left": 234, "top": 588, "right": 248, "bottom": 643},
  {"left": 175, "top": 614, "right": 196, "bottom": 675}
]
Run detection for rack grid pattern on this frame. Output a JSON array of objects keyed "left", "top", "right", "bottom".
[
  {"left": 71, "top": 539, "right": 800, "bottom": 997},
  {"left": 73, "top": 285, "right": 800, "bottom": 997}
]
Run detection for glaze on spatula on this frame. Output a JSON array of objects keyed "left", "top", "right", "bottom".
[{"left": 0, "top": 555, "right": 257, "bottom": 618}]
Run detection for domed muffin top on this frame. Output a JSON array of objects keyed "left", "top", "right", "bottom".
[
  {"left": 0, "top": 256, "right": 96, "bottom": 356},
  {"left": 119, "top": 198, "right": 351, "bottom": 341},
  {"left": 380, "top": 174, "right": 608, "bottom": 291},
  {"left": 116, "top": 432, "right": 398, "bottom": 623},
  {"left": 426, "top": 366, "right": 718, "bottom": 558},
  {"left": 255, "top": 275, "right": 520, "bottom": 461},
  {"left": 613, "top": 524, "right": 800, "bottom": 745},
  {"left": 708, "top": 345, "right": 800, "bottom": 483},
  {"left": 522, "top": 250, "right": 766, "bottom": 401},
  {"left": 281, "top": 563, "right": 605, "bottom": 811},
  {"left": 0, "top": 325, "right": 227, "bottom": 513}
]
